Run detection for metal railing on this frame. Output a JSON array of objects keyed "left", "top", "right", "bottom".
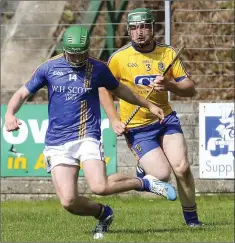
[{"left": 1, "top": 0, "right": 234, "bottom": 100}]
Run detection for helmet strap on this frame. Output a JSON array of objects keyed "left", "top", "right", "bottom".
[
  {"left": 131, "top": 38, "right": 154, "bottom": 48},
  {"left": 63, "top": 51, "right": 88, "bottom": 68}
]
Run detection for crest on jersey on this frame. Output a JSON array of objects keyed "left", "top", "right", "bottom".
[{"left": 158, "top": 62, "right": 165, "bottom": 72}]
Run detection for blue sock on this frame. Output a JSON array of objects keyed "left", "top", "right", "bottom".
[
  {"left": 136, "top": 178, "right": 150, "bottom": 191},
  {"left": 136, "top": 164, "right": 145, "bottom": 178},
  {"left": 182, "top": 204, "right": 199, "bottom": 225},
  {"left": 96, "top": 204, "right": 112, "bottom": 220}
]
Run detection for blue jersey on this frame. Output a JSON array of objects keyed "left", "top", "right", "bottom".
[{"left": 25, "top": 55, "right": 119, "bottom": 146}]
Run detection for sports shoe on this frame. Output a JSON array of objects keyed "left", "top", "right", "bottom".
[
  {"left": 143, "top": 174, "right": 177, "bottom": 201},
  {"left": 93, "top": 206, "right": 114, "bottom": 240},
  {"left": 136, "top": 163, "right": 145, "bottom": 178},
  {"left": 187, "top": 221, "right": 205, "bottom": 227}
]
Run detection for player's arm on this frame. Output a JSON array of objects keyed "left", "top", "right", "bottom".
[
  {"left": 112, "top": 83, "right": 164, "bottom": 121},
  {"left": 98, "top": 55, "right": 126, "bottom": 136},
  {"left": 5, "top": 64, "right": 47, "bottom": 132},
  {"left": 167, "top": 50, "right": 196, "bottom": 97},
  {"left": 99, "top": 88, "right": 117, "bottom": 120},
  {"left": 5, "top": 85, "right": 31, "bottom": 131},
  {"left": 153, "top": 75, "right": 196, "bottom": 97},
  {"left": 165, "top": 76, "right": 196, "bottom": 97},
  {"left": 99, "top": 87, "right": 125, "bottom": 136},
  {"left": 153, "top": 48, "right": 196, "bottom": 97}
]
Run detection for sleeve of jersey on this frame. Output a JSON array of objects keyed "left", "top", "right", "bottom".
[
  {"left": 171, "top": 49, "right": 189, "bottom": 82},
  {"left": 98, "top": 63, "right": 119, "bottom": 90},
  {"left": 25, "top": 64, "right": 48, "bottom": 93},
  {"left": 107, "top": 55, "right": 120, "bottom": 80}
]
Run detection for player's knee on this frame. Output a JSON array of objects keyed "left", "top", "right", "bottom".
[
  {"left": 157, "top": 167, "right": 172, "bottom": 181},
  {"left": 61, "top": 197, "right": 76, "bottom": 211},
  {"left": 90, "top": 183, "right": 108, "bottom": 196},
  {"left": 61, "top": 197, "right": 85, "bottom": 216},
  {"left": 174, "top": 159, "right": 190, "bottom": 178},
  {"left": 158, "top": 173, "right": 171, "bottom": 182},
  {"left": 146, "top": 166, "right": 171, "bottom": 181}
]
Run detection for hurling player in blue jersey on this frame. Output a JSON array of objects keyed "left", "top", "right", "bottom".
[{"left": 5, "top": 26, "right": 177, "bottom": 240}]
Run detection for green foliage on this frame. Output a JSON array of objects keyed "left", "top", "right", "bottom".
[
  {"left": 219, "top": 0, "right": 234, "bottom": 9},
  {"left": 62, "top": 9, "right": 75, "bottom": 23}
]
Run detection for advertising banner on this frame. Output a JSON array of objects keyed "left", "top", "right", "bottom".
[
  {"left": 1, "top": 104, "right": 117, "bottom": 177},
  {"left": 199, "top": 103, "right": 234, "bottom": 179}
]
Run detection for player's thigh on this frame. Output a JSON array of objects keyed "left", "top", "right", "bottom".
[
  {"left": 78, "top": 139, "right": 107, "bottom": 194},
  {"left": 43, "top": 143, "right": 80, "bottom": 200},
  {"left": 51, "top": 164, "right": 79, "bottom": 201},
  {"left": 160, "top": 133, "right": 189, "bottom": 173},
  {"left": 82, "top": 159, "right": 107, "bottom": 194},
  {"left": 126, "top": 132, "right": 171, "bottom": 181},
  {"left": 140, "top": 146, "right": 171, "bottom": 181}
]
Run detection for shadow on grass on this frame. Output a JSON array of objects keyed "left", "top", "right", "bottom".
[
  {"left": 108, "top": 228, "right": 187, "bottom": 234},
  {"left": 85, "top": 221, "right": 232, "bottom": 235},
  {"left": 86, "top": 227, "right": 199, "bottom": 234}
]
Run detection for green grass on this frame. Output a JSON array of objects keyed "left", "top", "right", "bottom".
[{"left": 1, "top": 195, "right": 234, "bottom": 242}]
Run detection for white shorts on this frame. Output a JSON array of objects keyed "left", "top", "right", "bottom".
[{"left": 43, "top": 138, "right": 105, "bottom": 172}]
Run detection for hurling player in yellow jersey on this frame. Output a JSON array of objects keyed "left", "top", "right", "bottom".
[{"left": 100, "top": 8, "right": 203, "bottom": 227}]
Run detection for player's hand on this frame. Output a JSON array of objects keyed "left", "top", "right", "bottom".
[
  {"left": 111, "top": 119, "right": 126, "bottom": 136},
  {"left": 5, "top": 114, "right": 22, "bottom": 132},
  {"left": 152, "top": 75, "right": 168, "bottom": 92},
  {"left": 148, "top": 104, "right": 164, "bottom": 123}
]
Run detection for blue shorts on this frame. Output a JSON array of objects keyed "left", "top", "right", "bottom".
[{"left": 125, "top": 111, "right": 183, "bottom": 160}]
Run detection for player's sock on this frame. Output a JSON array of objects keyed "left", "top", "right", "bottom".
[
  {"left": 136, "top": 163, "right": 145, "bottom": 178},
  {"left": 95, "top": 204, "right": 112, "bottom": 220},
  {"left": 182, "top": 204, "right": 199, "bottom": 225},
  {"left": 136, "top": 177, "right": 150, "bottom": 191}
]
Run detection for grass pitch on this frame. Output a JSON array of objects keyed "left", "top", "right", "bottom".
[{"left": 1, "top": 194, "right": 234, "bottom": 242}]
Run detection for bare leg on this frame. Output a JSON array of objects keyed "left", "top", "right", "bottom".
[
  {"left": 51, "top": 164, "right": 101, "bottom": 217},
  {"left": 139, "top": 147, "right": 172, "bottom": 182},
  {"left": 160, "top": 133, "right": 196, "bottom": 207},
  {"left": 160, "top": 133, "right": 200, "bottom": 225},
  {"left": 83, "top": 159, "right": 142, "bottom": 195},
  {"left": 83, "top": 159, "right": 176, "bottom": 201}
]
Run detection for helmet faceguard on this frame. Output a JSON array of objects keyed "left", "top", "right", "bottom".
[
  {"left": 63, "top": 26, "right": 90, "bottom": 67},
  {"left": 127, "top": 8, "right": 155, "bottom": 47}
]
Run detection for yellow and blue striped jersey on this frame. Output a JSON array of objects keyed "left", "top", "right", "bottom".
[{"left": 108, "top": 42, "right": 188, "bottom": 128}]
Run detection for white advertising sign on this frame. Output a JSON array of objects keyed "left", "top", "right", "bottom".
[{"left": 199, "top": 103, "right": 234, "bottom": 179}]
